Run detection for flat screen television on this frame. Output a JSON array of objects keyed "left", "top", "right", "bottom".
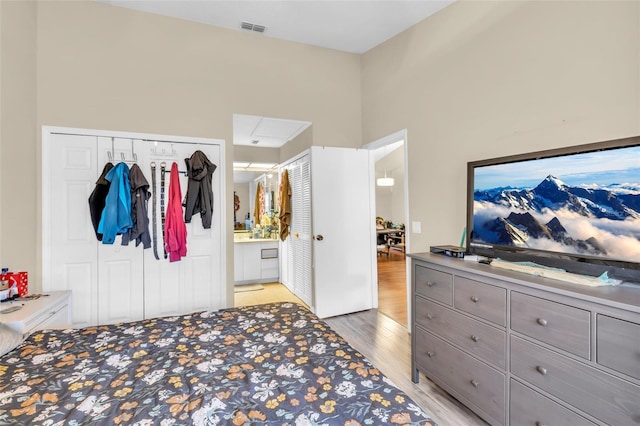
[{"left": 466, "top": 135, "right": 640, "bottom": 282}]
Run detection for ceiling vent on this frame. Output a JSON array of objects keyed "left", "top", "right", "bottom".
[{"left": 241, "top": 21, "right": 266, "bottom": 33}]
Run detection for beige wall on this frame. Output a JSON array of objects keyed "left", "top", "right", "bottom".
[
  {"left": 0, "top": 1, "right": 37, "bottom": 279},
  {"left": 362, "top": 0, "right": 640, "bottom": 253},
  {"left": 1, "top": 0, "right": 361, "bottom": 300},
  {"left": 2, "top": 0, "right": 638, "bottom": 301}
]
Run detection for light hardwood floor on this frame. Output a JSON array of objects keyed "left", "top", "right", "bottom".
[
  {"left": 377, "top": 249, "right": 408, "bottom": 326},
  {"left": 234, "top": 282, "right": 487, "bottom": 426}
]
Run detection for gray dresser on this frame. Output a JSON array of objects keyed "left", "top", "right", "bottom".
[{"left": 410, "top": 253, "right": 640, "bottom": 426}]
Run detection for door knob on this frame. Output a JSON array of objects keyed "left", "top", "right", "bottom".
[{"left": 315, "top": 234, "right": 324, "bottom": 241}]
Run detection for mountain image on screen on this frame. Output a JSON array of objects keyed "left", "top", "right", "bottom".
[{"left": 473, "top": 175, "right": 640, "bottom": 261}]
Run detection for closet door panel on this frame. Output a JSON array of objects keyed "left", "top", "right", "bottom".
[
  {"left": 183, "top": 254, "right": 215, "bottom": 313},
  {"left": 45, "top": 134, "right": 99, "bottom": 328},
  {"left": 95, "top": 137, "right": 145, "bottom": 325},
  {"left": 143, "top": 260, "right": 183, "bottom": 318},
  {"left": 97, "top": 246, "right": 144, "bottom": 324},
  {"left": 143, "top": 141, "right": 224, "bottom": 316}
]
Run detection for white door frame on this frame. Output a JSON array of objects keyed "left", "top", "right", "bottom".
[
  {"left": 41, "top": 125, "right": 227, "bottom": 308},
  {"left": 363, "top": 129, "right": 411, "bottom": 324}
]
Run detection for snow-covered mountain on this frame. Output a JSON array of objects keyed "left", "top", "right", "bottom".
[{"left": 473, "top": 175, "right": 640, "bottom": 256}]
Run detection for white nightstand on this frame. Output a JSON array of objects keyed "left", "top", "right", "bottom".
[{"left": 0, "top": 291, "right": 71, "bottom": 335}]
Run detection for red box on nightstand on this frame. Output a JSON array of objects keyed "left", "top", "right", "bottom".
[
  {"left": 16, "top": 272, "right": 28, "bottom": 296},
  {"left": 0, "top": 272, "right": 28, "bottom": 296}
]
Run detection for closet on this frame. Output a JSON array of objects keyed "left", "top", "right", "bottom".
[
  {"left": 280, "top": 146, "right": 377, "bottom": 318},
  {"left": 42, "top": 127, "right": 225, "bottom": 327}
]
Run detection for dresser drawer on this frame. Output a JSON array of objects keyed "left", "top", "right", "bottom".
[
  {"left": 511, "top": 292, "right": 590, "bottom": 359},
  {"left": 510, "top": 379, "right": 596, "bottom": 426},
  {"left": 414, "top": 265, "right": 453, "bottom": 305},
  {"left": 415, "top": 328, "right": 505, "bottom": 425},
  {"left": 416, "top": 296, "right": 506, "bottom": 368},
  {"left": 454, "top": 277, "right": 506, "bottom": 326},
  {"left": 597, "top": 314, "right": 640, "bottom": 381},
  {"left": 511, "top": 335, "right": 640, "bottom": 426}
]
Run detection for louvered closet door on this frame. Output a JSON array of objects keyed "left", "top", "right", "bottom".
[
  {"left": 45, "top": 134, "right": 99, "bottom": 327},
  {"left": 281, "top": 156, "right": 313, "bottom": 307},
  {"left": 297, "top": 159, "right": 313, "bottom": 306}
]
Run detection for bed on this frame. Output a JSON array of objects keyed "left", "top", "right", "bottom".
[{"left": 0, "top": 302, "right": 435, "bottom": 425}]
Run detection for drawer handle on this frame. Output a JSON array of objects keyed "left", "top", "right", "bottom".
[
  {"left": 470, "top": 379, "right": 479, "bottom": 388},
  {"left": 535, "top": 422, "right": 547, "bottom": 426},
  {"left": 470, "top": 296, "right": 479, "bottom": 303},
  {"left": 536, "top": 318, "right": 548, "bottom": 327},
  {"left": 426, "top": 314, "right": 434, "bottom": 320},
  {"left": 426, "top": 281, "right": 436, "bottom": 287},
  {"left": 470, "top": 335, "right": 479, "bottom": 342},
  {"left": 426, "top": 351, "right": 435, "bottom": 358},
  {"left": 536, "top": 366, "right": 548, "bottom": 375}
]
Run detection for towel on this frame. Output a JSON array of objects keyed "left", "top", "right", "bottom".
[{"left": 279, "top": 169, "right": 292, "bottom": 241}]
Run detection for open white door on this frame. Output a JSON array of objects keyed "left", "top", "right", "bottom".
[{"left": 310, "top": 146, "right": 376, "bottom": 318}]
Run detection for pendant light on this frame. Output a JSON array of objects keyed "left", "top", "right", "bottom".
[
  {"left": 376, "top": 144, "right": 395, "bottom": 187},
  {"left": 377, "top": 172, "right": 394, "bottom": 187}
]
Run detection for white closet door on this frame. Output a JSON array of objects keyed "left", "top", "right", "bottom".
[
  {"left": 44, "top": 134, "right": 99, "bottom": 328},
  {"left": 310, "top": 146, "right": 375, "bottom": 318},
  {"left": 95, "top": 137, "right": 145, "bottom": 324},
  {"left": 44, "top": 127, "right": 226, "bottom": 327},
  {"left": 280, "top": 164, "right": 296, "bottom": 293},
  {"left": 298, "top": 159, "right": 313, "bottom": 306},
  {"left": 143, "top": 141, "right": 224, "bottom": 318},
  {"left": 286, "top": 156, "right": 313, "bottom": 307}
]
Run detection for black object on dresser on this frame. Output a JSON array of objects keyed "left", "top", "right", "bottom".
[{"left": 410, "top": 253, "right": 640, "bottom": 426}]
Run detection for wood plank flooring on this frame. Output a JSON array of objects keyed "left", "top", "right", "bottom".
[
  {"left": 377, "top": 249, "right": 408, "bottom": 326},
  {"left": 234, "top": 281, "right": 487, "bottom": 426}
]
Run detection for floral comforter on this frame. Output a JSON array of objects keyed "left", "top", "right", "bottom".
[{"left": 0, "top": 302, "right": 435, "bottom": 425}]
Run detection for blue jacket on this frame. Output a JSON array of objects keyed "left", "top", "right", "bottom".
[{"left": 98, "top": 162, "right": 133, "bottom": 244}]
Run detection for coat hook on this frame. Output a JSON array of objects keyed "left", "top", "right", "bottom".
[{"left": 131, "top": 139, "right": 138, "bottom": 162}]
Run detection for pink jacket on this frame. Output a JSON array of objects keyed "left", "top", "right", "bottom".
[{"left": 164, "top": 162, "right": 187, "bottom": 262}]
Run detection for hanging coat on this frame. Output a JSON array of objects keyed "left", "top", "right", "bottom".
[
  {"left": 98, "top": 162, "right": 133, "bottom": 245},
  {"left": 279, "top": 169, "right": 292, "bottom": 241},
  {"left": 183, "top": 150, "right": 216, "bottom": 229},
  {"left": 122, "top": 164, "right": 152, "bottom": 249},
  {"left": 88, "top": 162, "right": 114, "bottom": 241},
  {"left": 165, "top": 162, "right": 187, "bottom": 262}
]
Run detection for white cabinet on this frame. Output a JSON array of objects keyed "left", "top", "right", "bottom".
[
  {"left": 234, "top": 240, "right": 279, "bottom": 284},
  {"left": 42, "top": 127, "right": 226, "bottom": 327},
  {"left": 0, "top": 291, "right": 71, "bottom": 335}
]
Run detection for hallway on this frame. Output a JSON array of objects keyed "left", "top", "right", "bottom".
[{"left": 377, "top": 249, "right": 407, "bottom": 326}]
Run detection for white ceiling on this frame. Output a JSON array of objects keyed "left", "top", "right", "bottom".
[
  {"left": 97, "top": 0, "right": 453, "bottom": 54},
  {"left": 233, "top": 114, "right": 311, "bottom": 148}
]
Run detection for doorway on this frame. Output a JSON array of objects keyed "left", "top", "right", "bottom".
[{"left": 365, "top": 130, "right": 409, "bottom": 327}]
